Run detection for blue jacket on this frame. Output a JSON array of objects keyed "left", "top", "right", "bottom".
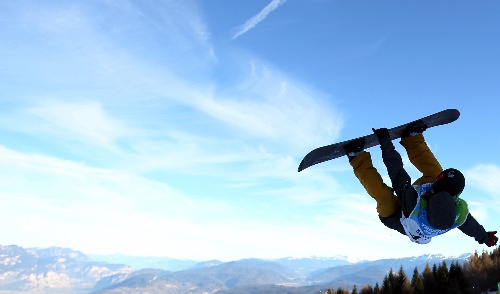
[{"left": 400, "top": 183, "right": 468, "bottom": 244}]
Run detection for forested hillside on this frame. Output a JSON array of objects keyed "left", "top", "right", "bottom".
[{"left": 327, "top": 246, "right": 500, "bottom": 294}]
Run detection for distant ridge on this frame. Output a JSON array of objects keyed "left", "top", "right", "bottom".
[{"left": 0, "top": 244, "right": 471, "bottom": 294}]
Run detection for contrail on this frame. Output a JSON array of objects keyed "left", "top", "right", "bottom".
[{"left": 232, "top": 0, "right": 287, "bottom": 40}]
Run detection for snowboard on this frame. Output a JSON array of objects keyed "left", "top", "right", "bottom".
[{"left": 298, "top": 109, "right": 460, "bottom": 172}]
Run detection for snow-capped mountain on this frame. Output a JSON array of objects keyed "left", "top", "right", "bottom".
[
  {"left": 0, "top": 244, "right": 471, "bottom": 294},
  {"left": 0, "top": 245, "right": 131, "bottom": 293}
]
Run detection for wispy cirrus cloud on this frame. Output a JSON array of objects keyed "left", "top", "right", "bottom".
[
  {"left": 465, "top": 164, "right": 500, "bottom": 216},
  {"left": 466, "top": 164, "right": 500, "bottom": 196},
  {"left": 232, "top": 0, "right": 287, "bottom": 40},
  {"left": 0, "top": 0, "right": 350, "bottom": 260}
]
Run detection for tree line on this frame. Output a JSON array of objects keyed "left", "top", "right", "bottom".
[{"left": 326, "top": 245, "right": 500, "bottom": 294}]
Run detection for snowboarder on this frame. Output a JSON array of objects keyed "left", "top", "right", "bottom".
[{"left": 343, "top": 121, "right": 497, "bottom": 246}]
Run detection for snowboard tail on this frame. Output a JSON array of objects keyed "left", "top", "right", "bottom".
[{"left": 298, "top": 109, "right": 460, "bottom": 172}]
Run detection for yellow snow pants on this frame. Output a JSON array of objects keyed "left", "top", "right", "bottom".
[{"left": 350, "top": 135, "right": 443, "bottom": 217}]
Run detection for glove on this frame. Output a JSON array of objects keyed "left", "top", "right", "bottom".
[
  {"left": 372, "top": 128, "right": 390, "bottom": 140},
  {"left": 486, "top": 231, "right": 498, "bottom": 247}
]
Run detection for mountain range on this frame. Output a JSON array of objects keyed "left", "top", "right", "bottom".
[{"left": 0, "top": 244, "right": 470, "bottom": 294}]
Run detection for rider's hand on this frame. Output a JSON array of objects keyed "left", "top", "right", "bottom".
[
  {"left": 486, "top": 231, "right": 498, "bottom": 247},
  {"left": 372, "top": 128, "right": 390, "bottom": 140}
]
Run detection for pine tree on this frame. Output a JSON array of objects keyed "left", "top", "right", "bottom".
[
  {"left": 393, "top": 266, "right": 407, "bottom": 294},
  {"left": 352, "top": 284, "right": 358, "bottom": 294},
  {"left": 411, "top": 266, "right": 424, "bottom": 294},
  {"left": 361, "top": 285, "right": 374, "bottom": 294},
  {"left": 381, "top": 275, "right": 391, "bottom": 294},
  {"left": 464, "top": 250, "right": 486, "bottom": 292},
  {"left": 480, "top": 248, "right": 500, "bottom": 291},
  {"left": 489, "top": 247, "right": 500, "bottom": 290},
  {"left": 380, "top": 269, "right": 395, "bottom": 294},
  {"left": 449, "top": 261, "right": 467, "bottom": 293},
  {"left": 422, "top": 263, "right": 435, "bottom": 294},
  {"left": 435, "top": 261, "right": 450, "bottom": 294},
  {"left": 374, "top": 283, "right": 380, "bottom": 294}
]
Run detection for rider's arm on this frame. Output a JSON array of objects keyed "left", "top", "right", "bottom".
[{"left": 458, "top": 213, "right": 489, "bottom": 243}]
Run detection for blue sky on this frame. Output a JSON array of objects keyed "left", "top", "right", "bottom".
[{"left": 1, "top": 0, "right": 499, "bottom": 262}]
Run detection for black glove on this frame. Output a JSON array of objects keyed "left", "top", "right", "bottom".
[{"left": 372, "top": 128, "right": 390, "bottom": 140}]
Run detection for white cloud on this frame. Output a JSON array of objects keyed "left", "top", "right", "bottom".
[
  {"left": 0, "top": 0, "right": 355, "bottom": 261},
  {"left": 3, "top": 0, "right": 341, "bottom": 155},
  {"left": 464, "top": 164, "right": 500, "bottom": 219},
  {"left": 466, "top": 164, "right": 500, "bottom": 196},
  {"left": 185, "top": 68, "right": 343, "bottom": 152},
  {"left": 0, "top": 146, "right": 377, "bottom": 261},
  {"left": 232, "top": 0, "right": 288, "bottom": 40},
  {"left": 26, "top": 100, "right": 127, "bottom": 149},
  {"left": 0, "top": 146, "right": 238, "bottom": 255}
]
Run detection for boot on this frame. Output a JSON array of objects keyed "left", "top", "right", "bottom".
[
  {"left": 344, "top": 137, "right": 365, "bottom": 161},
  {"left": 401, "top": 120, "right": 428, "bottom": 138}
]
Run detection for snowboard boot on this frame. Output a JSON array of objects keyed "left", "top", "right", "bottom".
[
  {"left": 401, "top": 120, "right": 428, "bottom": 138},
  {"left": 344, "top": 137, "right": 365, "bottom": 161}
]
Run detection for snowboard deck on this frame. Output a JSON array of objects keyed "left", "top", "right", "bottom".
[{"left": 298, "top": 109, "right": 460, "bottom": 172}]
